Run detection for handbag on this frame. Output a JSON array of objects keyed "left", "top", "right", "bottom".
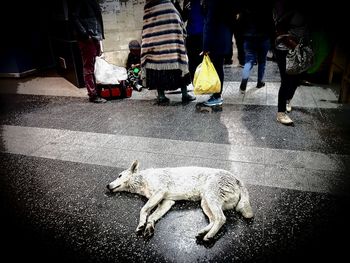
[
  {"left": 193, "top": 54, "right": 221, "bottom": 95},
  {"left": 286, "top": 39, "right": 314, "bottom": 75}
]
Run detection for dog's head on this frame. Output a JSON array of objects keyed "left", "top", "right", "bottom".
[{"left": 107, "top": 160, "right": 139, "bottom": 192}]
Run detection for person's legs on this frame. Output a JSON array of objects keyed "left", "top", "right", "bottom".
[
  {"left": 275, "top": 48, "right": 294, "bottom": 124},
  {"left": 286, "top": 75, "right": 300, "bottom": 100},
  {"left": 78, "top": 39, "right": 100, "bottom": 99},
  {"left": 186, "top": 34, "right": 203, "bottom": 81},
  {"left": 256, "top": 37, "right": 271, "bottom": 88},
  {"left": 181, "top": 73, "right": 196, "bottom": 102},
  {"left": 240, "top": 38, "right": 255, "bottom": 93},
  {"left": 128, "top": 69, "right": 142, "bottom": 91},
  {"left": 210, "top": 54, "right": 225, "bottom": 98},
  {"left": 275, "top": 49, "right": 289, "bottom": 113},
  {"left": 203, "top": 54, "right": 225, "bottom": 106},
  {"left": 233, "top": 28, "right": 245, "bottom": 66}
]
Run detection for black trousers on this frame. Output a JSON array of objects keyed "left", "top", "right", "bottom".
[
  {"left": 209, "top": 54, "right": 225, "bottom": 98},
  {"left": 186, "top": 34, "right": 203, "bottom": 81},
  {"left": 275, "top": 48, "right": 301, "bottom": 112}
]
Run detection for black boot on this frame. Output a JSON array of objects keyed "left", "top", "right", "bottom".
[
  {"left": 240, "top": 79, "right": 248, "bottom": 94},
  {"left": 157, "top": 88, "right": 169, "bottom": 104},
  {"left": 181, "top": 86, "right": 196, "bottom": 102},
  {"left": 256, "top": 81, "right": 265, "bottom": 88}
]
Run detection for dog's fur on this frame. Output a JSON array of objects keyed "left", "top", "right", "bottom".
[{"left": 107, "top": 160, "right": 254, "bottom": 241}]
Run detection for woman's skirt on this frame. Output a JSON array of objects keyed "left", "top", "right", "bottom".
[{"left": 146, "top": 69, "right": 191, "bottom": 91}]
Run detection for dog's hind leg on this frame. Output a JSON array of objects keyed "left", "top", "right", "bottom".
[
  {"left": 236, "top": 182, "right": 254, "bottom": 219},
  {"left": 143, "top": 199, "right": 175, "bottom": 238},
  {"left": 136, "top": 191, "right": 166, "bottom": 234},
  {"left": 197, "top": 198, "right": 214, "bottom": 238},
  {"left": 202, "top": 197, "right": 226, "bottom": 241}
]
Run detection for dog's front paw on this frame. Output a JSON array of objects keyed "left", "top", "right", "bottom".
[
  {"left": 195, "top": 232, "right": 206, "bottom": 240},
  {"left": 143, "top": 222, "right": 155, "bottom": 239},
  {"left": 135, "top": 224, "right": 146, "bottom": 235}
]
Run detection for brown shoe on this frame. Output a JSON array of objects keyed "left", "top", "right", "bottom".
[{"left": 276, "top": 112, "right": 293, "bottom": 125}]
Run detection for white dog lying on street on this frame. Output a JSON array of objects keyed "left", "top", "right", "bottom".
[{"left": 107, "top": 160, "right": 254, "bottom": 241}]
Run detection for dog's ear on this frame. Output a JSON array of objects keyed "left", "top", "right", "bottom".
[{"left": 130, "top": 160, "right": 139, "bottom": 174}]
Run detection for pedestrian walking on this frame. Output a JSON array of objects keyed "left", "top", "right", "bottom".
[
  {"left": 239, "top": 0, "right": 274, "bottom": 94},
  {"left": 273, "top": 0, "right": 312, "bottom": 125}
]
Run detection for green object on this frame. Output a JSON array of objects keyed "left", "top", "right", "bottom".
[
  {"left": 307, "top": 31, "right": 332, "bottom": 74},
  {"left": 133, "top": 68, "right": 140, "bottom": 74}
]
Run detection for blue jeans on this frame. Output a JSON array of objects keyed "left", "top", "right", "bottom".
[{"left": 242, "top": 36, "right": 271, "bottom": 82}]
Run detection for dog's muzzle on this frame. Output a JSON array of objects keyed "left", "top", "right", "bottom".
[
  {"left": 106, "top": 184, "right": 113, "bottom": 191},
  {"left": 106, "top": 183, "right": 120, "bottom": 191}
]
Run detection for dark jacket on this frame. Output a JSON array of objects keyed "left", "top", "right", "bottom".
[
  {"left": 71, "top": 0, "right": 105, "bottom": 41},
  {"left": 240, "top": 0, "right": 274, "bottom": 38},
  {"left": 273, "top": 0, "right": 310, "bottom": 50},
  {"left": 202, "top": 0, "right": 232, "bottom": 55},
  {"left": 126, "top": 53, "right": 141, "bottom": 69}
]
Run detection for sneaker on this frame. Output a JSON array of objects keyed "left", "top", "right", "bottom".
[
  {"left": 286, "top": 100, "right": 292, "bottom": 112},
  {"left": 182, "top": 93, "right": 196, "bottom": 102},
  {"left": 89, "top": 96, "right": 107, "bottom": 103},
  {"left": 276, "top": 112, "right": 293, "bottom": 125},
  {"left": 203, "top": 96, "right": 223, "bottom": 106},
  {"left": 256, "top": 81, "right": 265, "bottom": 88}
]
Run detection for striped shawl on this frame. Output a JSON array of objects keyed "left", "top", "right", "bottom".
[{"left": 141, "top": 0, "right": 189, "bottom": 77}]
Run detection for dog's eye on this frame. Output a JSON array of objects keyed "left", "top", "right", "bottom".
[{"left": 118, "top": 174, "right": 122, "bottom": 178}]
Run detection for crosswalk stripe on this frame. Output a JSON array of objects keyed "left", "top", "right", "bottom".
[{"left": 1, "top": 124, "right": 348, "bottom": 196}]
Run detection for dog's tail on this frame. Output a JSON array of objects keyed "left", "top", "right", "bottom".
[{"left": 236, "top": 181, "right": 254, "bottom": 218}]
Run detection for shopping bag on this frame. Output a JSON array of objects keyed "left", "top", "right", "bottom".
[
  {"left": 94, "top": 56, "right": 128, "bottom": 85},
  {"left": 193, "top": 54, "right": 221, "bottom": 95}
]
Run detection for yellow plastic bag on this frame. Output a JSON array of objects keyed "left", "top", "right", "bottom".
[{"left": 193, "top": 54, "right": 221, "bottom": 95}]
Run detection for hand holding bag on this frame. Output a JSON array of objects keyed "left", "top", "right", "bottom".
[{"left": 193, "top": 54, "right": 221, "bottom": 95}]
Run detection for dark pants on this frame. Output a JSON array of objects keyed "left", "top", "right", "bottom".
[
  {"left": 209, "top": 54, "right": 225, "bottom": 98},
  {"left": 232, "top": 25, "right": 245, "bottom": 65},
  {"left": 78, "top": 38, "right": 101, "bottom": 98},
  {"left": 186, "top": 34, "right": 203, "bottom": 81},
  {"left": 275, "top": 48, "right": 300, "bottom": 112}
]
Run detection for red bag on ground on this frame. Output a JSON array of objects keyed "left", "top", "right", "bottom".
[{"left": 97, "top": 81, "right": 132, "bottom": 100}]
